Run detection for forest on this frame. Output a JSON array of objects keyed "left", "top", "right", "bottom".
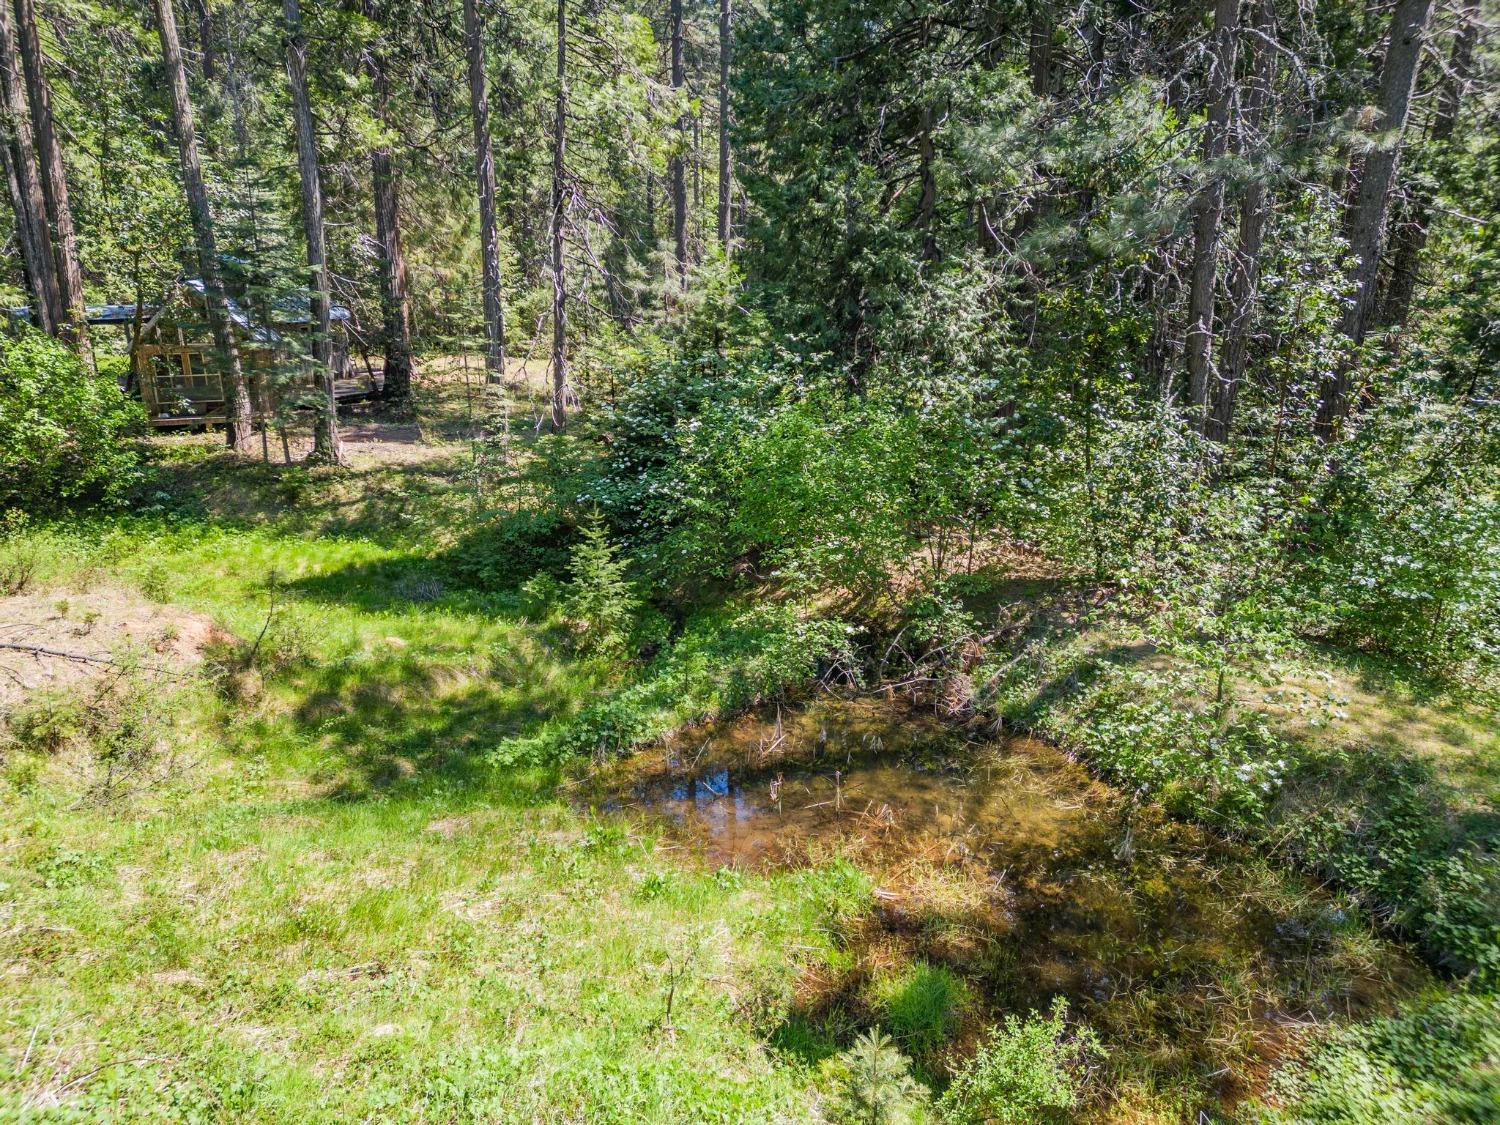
[{"left": 0, "top": 0, "right": 1497, "bottom": 1119}]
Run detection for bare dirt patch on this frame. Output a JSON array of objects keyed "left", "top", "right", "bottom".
[{"left": 0, "top": 587, "right": 230, "bottom": 707}]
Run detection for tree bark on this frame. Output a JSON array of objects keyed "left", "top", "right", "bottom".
[
  {"left": 669, "top": 0, "right": 686, "bottom": 285},
  {"left": 152, "top": 0, "right": 256, "bottom": 453},
  {"left": 716, "top": 0, "right": 730, "bottom": 251},
  {"left": 918, "top": 101, "right": 937, "bottom": 261},
  {"left": 284, "top": 0, "right": 342, "bottom": 464},
  {"left": 194, "top": 0, "right": 216, "bottom": 81},
  {"left": 463, "top": 0, "right": 506, "bottom": 383},
  {"left": 369, "top": 48, "right": 416, "bottom": 405},
  {"left": 1027, "top": 2, "right": 1056, "bottom": 97},
  {"left": 550, "top": 0, "right": 567, "bottom": 430},
  {"left": 1377, "top": 0, "right": 1477, "bottom": 330},
  {"left": 1207, "top": 0, "right": 1274, "bottom": 444},
  {"left": 1315, "top": 0, "right": 1434, "bottom": 438},
  {"left": 13, "top": 0, "right": 84, "bottom": 347},
  {"left": 0, "top": 0, "right": 55, "bottom": 333},
  {"left": 1184, "top": 0, "right": 1239, "bottom": 422}
]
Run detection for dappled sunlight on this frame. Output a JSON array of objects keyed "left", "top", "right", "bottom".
[{"left": 580, "top": 697, "right": 1431, "bottom": 1107}]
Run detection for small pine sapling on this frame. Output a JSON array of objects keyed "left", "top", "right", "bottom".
[{"left": 564, "top": 512, "right": 640, "bottom": 657}]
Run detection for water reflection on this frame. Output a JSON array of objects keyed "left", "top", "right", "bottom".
[
  {"left": 593, "top": 699, "right": 1089, "bottom": 870},
  {"left": 577, "top": 695, "right": 1429, "bottom": 1109}
]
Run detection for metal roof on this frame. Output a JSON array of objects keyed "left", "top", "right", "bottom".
[
  {"left": 6, "top": 303, "right": 139, "bottom": 326},
  {"left": 7, "top": 279, "right": 351, "bottom": 338}
]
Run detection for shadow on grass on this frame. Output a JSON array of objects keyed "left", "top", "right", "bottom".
[
  {"left": 265, "top": 631, "right": 591, "bottom": 803},
  {"left": 757, "top": 791, "right": 1416, "bottom": 1108},
  {"left": 205, "top": 551, "right": 590, "bottom": 805},
  {"left": 132, "top": 441, "right": 477, "bottom": 548},
  {"left": 282, "top": 506, "right": 574, "bottom": 615}
]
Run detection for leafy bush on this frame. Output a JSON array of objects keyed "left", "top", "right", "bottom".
[
  {"left": 1301, "top": 398, "right": 1500, "bottom": 679},
  {"left": 557, "top": 345, "right": 1010, "bottom": 603},
  {"left": 938, "top": 999, "right": 1103, "bottom": 1125},
  {"left": 0, "top": 330, "right": 143, "bottom": 512},
  {"left": 1259, "top": 989, "right": 1500, "bottom": 1123},
  {"left": 446, "top": 508, "right": 572, "bottom": 592}
]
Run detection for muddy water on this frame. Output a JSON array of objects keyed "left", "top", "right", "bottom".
[
  {"left": 581, "top": 696, "right": 1429, "bottom": 1110},
  {"left": 593, "top": 701, "right": 1098, "bottom": 872}
]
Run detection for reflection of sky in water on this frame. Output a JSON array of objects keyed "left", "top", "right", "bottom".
[
  {"left": 668, "top": 769, "right": 732, "bottom": 803},
  {"left": 663, "top": 769, "right": 769, "bottom": 851},
  {"left": 593, "top": 698, "right": 1103, "bottom": 867}
]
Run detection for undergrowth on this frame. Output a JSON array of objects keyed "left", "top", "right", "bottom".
[{"left": 976, "top": 628, "right": 1500, "bottom": 982}]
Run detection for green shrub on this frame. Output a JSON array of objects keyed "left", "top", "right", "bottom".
[
  {"left": 1300, "top": 400, "right": 1500, "bottom": 680},
  {"left": 138, "top": 560, "right": 171, "bottom": 601},
  {"left": 492, "top": 601, "right": 853, "bottom": 764},
  {"left": 5, "top": 689, "right": 87, "bottom": 754},
  {"left": 938, "top": 999, "right": 1103, "bottom": 1125},
  {"left": 826, "top": 1028, "right": 930, "bottom": 1125},
  {"left": 446, "top": 508, "right": 572, "bottom": 592},
  {"left": 0, "top": 510, "right": 41, "bottom": 593},
  {"left": 563, "top": 512, "right": 640, "bottom": 657},
  {"left": 1, "top": 663, "right": 185, "bottom": 801},
  {"left": 0, "top": 330, "right": 143, "bottom": 512},
  {"left": 1258, "top": 989, "right": 1500, "bottom": 1123}
]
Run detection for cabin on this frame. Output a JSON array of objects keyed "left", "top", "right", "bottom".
[{"left": 7, "top": 278, "right": 381, "bottom": 428}]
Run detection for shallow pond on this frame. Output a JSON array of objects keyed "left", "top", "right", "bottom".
[{"left": 578, "top": 696, "right": 1429, "bottom": 1111}]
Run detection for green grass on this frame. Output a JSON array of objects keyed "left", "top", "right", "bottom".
[
  {"left": 3, "top": 436, "right": 1496, "bottom": 1121},
  {"left": 0, "top": 444, "right": 866, "bottom": 1120}
]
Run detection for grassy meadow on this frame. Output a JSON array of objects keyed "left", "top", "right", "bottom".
[{"left": 2, "top": 381, "right": 1496, "bottom": 1122}]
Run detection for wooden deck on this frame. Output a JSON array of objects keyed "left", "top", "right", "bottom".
[{"left": 147, "top": 376, "right": 383, "bottom": 428}]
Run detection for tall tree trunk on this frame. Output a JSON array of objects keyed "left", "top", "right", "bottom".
[
  {"left": 1207, "top": 0, "right": 1274, "bottom": 444},
  {"left": 1377, "top": 0, "right": 1478, "bottom": 330},
  {"left": 550, "top": 0, "right": 566, "bottom": 430},
  {"left": 669, "top": 0, "right": 686, "bottom": 285},
  {"left": 1316, "top": 0, "right": 1434, "bottom": 438},
  {"left": 369, "top": 48, "right": 416, "bottom": 405},
  {"left": 1184, "top": 0, "right": 1239, "bottom": 423},
  {"left": 13, "top": 0, "right": 84, "bottom": 348},
  {"left": 463, "top": 0, "right": 506, "bottom": 382},
  {"left": 194, "top": 0, "right": 216, "bottom": 81},
  {"left": 918, "top": 102, "right": 937, "bottom": 261},
  {"left": 0, "top": 139, "right": 38, "bottom": 320},
  {"left": 716, "top": 0, "right": 730, "bottom": 251},
  {"left": 152, "top": 0, "right": 256, "bottom": 453},
  {"left": 0, "top": 0, "right": 55, "bottom": 333},
  {"left": 645, "top": 168, "right": 655, "bottom": 245},
  {"left": 1028, "top": 2, "right": 1055, "bottom": 96},
  {"left": 284, "top": 0, "right": 341, "bottom": 464}
]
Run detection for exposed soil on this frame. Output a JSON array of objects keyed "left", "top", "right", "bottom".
[{"left": 0, "top": 587, "right": 229, "bottom": 707}]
